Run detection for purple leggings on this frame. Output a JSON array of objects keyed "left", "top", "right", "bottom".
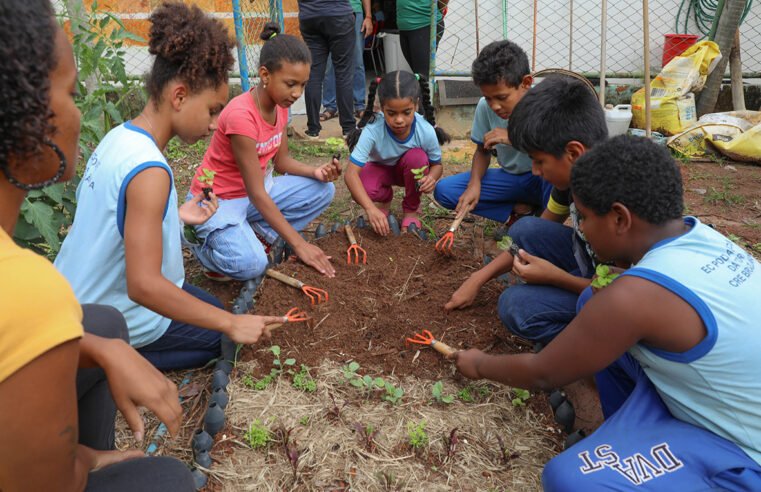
[{"left": 359, "top": 148, "right": 429, "bottom": 213}]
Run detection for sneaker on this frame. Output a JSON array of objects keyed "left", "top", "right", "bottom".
[{"left": 204, "top": 270, "right": 232, "bottom": 282}]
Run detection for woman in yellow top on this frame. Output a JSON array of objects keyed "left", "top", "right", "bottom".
[{"left": 0, "top": 1, "right": 194, "bottom": 490}]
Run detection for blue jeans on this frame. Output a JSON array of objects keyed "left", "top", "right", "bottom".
[
  {"left": 433, "top": 169, "right": 552, "bottom": 223},
  {"left": 137, "top": 283, "right": 224, "bottom": 371},
  {"left": 190, "top": 175, "right": 335, "bottom": 280},
  {"left": 497, "top": 216, "right": 592, "bottom": 343},
  {"left": 322, "top": 14, "right": 366, "bottom": 112},
  {"left": 543, "top": 353, "right": 761, "bottom": 491}
]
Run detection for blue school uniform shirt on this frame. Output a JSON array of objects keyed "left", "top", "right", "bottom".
[
  {"left": 55, "top": 122, "right": 184, "bottom": 348},
  {"left": 471, "top": 97, "right": 532, "bottom": 174},
  {"left": 622, "top": 217, "right": 761, "bottom": 464},
  {"left": 349, "top": 112, "right": 442, "bottom": 167}
]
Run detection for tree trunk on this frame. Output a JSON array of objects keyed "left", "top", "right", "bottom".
[
  {"left": 696, "top": 0, "right": 745, "bottom": 116},
  {"left": 730, "top": 29, "right": 745, "bottom": 110}
]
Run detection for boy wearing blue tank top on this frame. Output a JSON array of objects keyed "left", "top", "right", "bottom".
[{"left": 453, "top": 136, "right": 761, "bottom": 491}]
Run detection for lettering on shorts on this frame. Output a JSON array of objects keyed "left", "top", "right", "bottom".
[{"left": 577, "top": 443, "right": 683, "bottom": 485}]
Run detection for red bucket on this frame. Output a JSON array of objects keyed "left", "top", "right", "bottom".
[{"left": 662, "top": 33, "right": 700, "bottom": 66}]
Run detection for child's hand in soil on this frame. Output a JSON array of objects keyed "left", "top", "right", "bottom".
[
  {"left": 450, "top": 348, "right": 485, "bottom": 380},
  {"left": 313, "top": 158, "right": 342, "bottom": 183},
  {"left": 179, "top": 192, "right": 218, "bottom": 225},
  {"left": 417, "top": 174, "right": 437, "bottom": 194},
  {"left": 294, "top": 241, "right": 336, "bottom": 277},
  {"left": 100, "top": 339, "right": 183, "bottom": 441},
  {"left": 367, "top": 206, "right": 390, "bottom": 236},
  {"left": 483, "top": 128, "right": 510, "bottom": 149},
  {"left": 511, "top": 249, "right": 562, "bottom": 284},
  {"left": 227, "top": 314, "right": 285, "bottom": 344},
  {"left": 444, "top": 276, "right": 482, "bottom": 311}
]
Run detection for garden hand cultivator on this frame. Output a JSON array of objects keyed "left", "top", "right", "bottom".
[
  {"left": 344, "top": 224, "right": 367, "bottom": 265},
  {"left": 435, "top": 214, "right": 466, "bottom": 255},
  {"left": 265, "top": 269, "right": 329, "bottom": 305},
  {"left": 406, "top": 330, "right": 456, "bottom": 356},
  {"left": 264, "top": 307, "right": 311, "bottom": 332}
]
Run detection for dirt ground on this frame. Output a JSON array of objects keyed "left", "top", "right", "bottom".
[{"left": 121, "top": 138, "right": 760, "bottom": 490}]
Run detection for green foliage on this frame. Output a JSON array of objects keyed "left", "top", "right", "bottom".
[
  {"left": 244, "top": 419, "right": 271, "bottom": 449},
  {"left": 292, "top": 364, "right": 317, "bottom": 393},
  {"left": 13, "top": 178, "right": 80, "bottom": 258},
  {"left": 325, "top": 137, "right": 346, "bottom": 153},
  {"left": 66, "top": 1, "right": 142, "bottom": 162},
  {"left": 381, "top": 381, "right": 405, "bottom": 404},
  {"left": 496, "top": 235, "right": 514, "bottom": 251},
  {"left": 342, "top": 361, "right": 403, "bottom": 404},
  {"left": 196, "top": 168, "right": 216, "bottom": 186},
  {"left": 511, "top": 388, "right": 531, "bottom": 407},
  {"left": 591, "top": 264, "right": 620, "bottom": 289},
  {"left": 245, "top": 345, "right": 295, "bottom": 391},
  {"left": 411, "top": 167, "right": 427, "bottom": 181},
  {"left": 431, "top": 381, "right": 455, "bottom": 404},
  {"left": 407, "top": 420, "right": 429, "bottom": 449},
  {"left": 165, "top": 138, "right": 209, "bottom": 162},
  {"left": 457, "top": 387, "right": 475, "bottom": 403},
  {"left": 299, "top": 416, "right": 310, "bottom": 426}
]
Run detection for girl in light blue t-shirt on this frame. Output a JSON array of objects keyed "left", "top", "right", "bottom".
[{"left": 344, "top": 70, "right": 450, "bottom": 234}]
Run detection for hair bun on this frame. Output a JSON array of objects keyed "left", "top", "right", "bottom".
[
  {"left": 148, "top": 2, "right": 206, "bottom": 63},
  {"left": 260, "top": 22, "right": 281, "bottom": 41}
]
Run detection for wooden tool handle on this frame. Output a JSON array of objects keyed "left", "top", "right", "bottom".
[
  {"left": 431, "top": 340, "right": 456, "bottom": 356},
  {"left": 449, "top": 214, "right": 466, "bottom": 232},
  {"left": 345, "top": 224, "right": 358, "bottom": 245},
  {"left": 264, "top": 322, "right": 285, "bottom": 332},
  {"left": 265, "top": 269, "right": 303, "bottom": 289}
]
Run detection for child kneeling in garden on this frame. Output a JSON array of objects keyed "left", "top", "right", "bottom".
[
  {"left": 454, "top": 136, "right": 761, "bottom": 491},
  {"left": 187, "top": 23, "right": 340, "bottom": 281},
  {"left": 344, "top": 71, "right": 450, "bottom": 235}
]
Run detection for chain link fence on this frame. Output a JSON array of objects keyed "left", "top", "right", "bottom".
[{"left": 434, "top": 0, "right": 760, "bottom": 80}]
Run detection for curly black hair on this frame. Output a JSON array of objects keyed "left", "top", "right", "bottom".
[
  {"left": 509, "top": 76, "right": 607, "bottom": 157},
  {"left": 571, "top": 135, "right": 684, "bottom": 225},
  {"left": 258, "top": 22, "right": 311, "bottom": 72},
  {"left": 146, "top": 2, "right": 235, "bottom": 102},
  {"left": 0, "top": 0, "right": 57, "bottom": 167},
  {"left": 471, "top": 40, "right": 530, "bottom": 87}
]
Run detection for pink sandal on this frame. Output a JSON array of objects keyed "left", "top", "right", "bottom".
[{"left": 401, "top": 216, "right": 422, "bottom": 230}]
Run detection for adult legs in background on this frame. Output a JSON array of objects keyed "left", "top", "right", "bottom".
[
  {"left": 497, "top": 217, "right": 589, "bottom": 343},
  {"left": 433, "top": 169, "right": 549, "bottom": 223},
  {"left": 77, "top": 304, "right": 129, "bottom": 450},
  {"left": 247, "top": 175, "right": 336, "bottom": 244},
  {"left": 86, "top": 456, "right": 195, "bottom": 492},
  {"left": 137, "top": 283, "right": 224, "bottom": 371},
  {"left": 322, "top": 15, "right": 367, "bottom": 114},
  {"left": 542, "top": 354, "right": 761, "bottom": 491},
  {"left": 301, "top": 15, "right": 356, "bottom": 135},
  {"left": 398, "top": 19, "right": 445, "bottom": 77}
]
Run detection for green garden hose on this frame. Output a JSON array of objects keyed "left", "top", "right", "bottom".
[{"left": 676, "top": 0, "right": 753, "bottom": 40}]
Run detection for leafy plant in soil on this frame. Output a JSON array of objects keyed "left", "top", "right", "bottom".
[
  {"left": 324, "top": 394, "right": 349, "bottom": 422},
  {"left": 590, "top": 264, "right": 620, "bottom": 290},
  {"left": 245, "top": 345, "right": 295, "bottom": 390},
  {"left": 431, "top": 381, "right": 455, "bottom": 404},
  {"left": 275, "top": 425, "right": 301, "bottom": 482},
  {"left": 14, "top": 178, "right": 80, "bottom": 258},
  {"left": 407, "top": 420, "right": 429, "bottom": 449},
  {"left": 496, "top": 234, "right": 521, "bottom": 257},
  {"left": 443, "top": 428, "right": 459, "bottom": 463},
  {"left": 245, "top": 419, "right": 272, "bottom": 449},
  {"left": 196, "top": 168, "right": 216, "bottom": 200},
  {"left": 411, "top": 166, "right": 428, "bottom": 191},
  {"left": 511, "top": 388, "right": 531, "bottom": 407},
  {"left": 292, "top": 364, "right": 317, "bottom": 393},
  {"left": 496, "top": 435, "right": 521, "bottom": 465},
  {"left": 343, "top": 361, "right": 404, "bottom": 404},
  {"left": 353, "top": 422, "right": 380, "bottom": 452}
]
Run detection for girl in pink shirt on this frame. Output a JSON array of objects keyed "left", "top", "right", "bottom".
[{"left": 187, "top": 23, "right": 340, "bottom": 281}]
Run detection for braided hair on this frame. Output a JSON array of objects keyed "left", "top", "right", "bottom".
[
  {"left": 346, "top": 71, "right": 450, "bottom": 151},
  {"left": 259, "top": 22, "right": 311, "bottom": 72}
]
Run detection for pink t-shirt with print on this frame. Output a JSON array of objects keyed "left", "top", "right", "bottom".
[{"left": 190, "top": 91, "right": 288, "bottom": 199}]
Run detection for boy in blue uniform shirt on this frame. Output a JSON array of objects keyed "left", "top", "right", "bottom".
[
  {"left": 453, "top": 136, "right": 761, "bottom": 490},
  {"left": 434, "top": 40, "right": 550, "bottom": 224}
]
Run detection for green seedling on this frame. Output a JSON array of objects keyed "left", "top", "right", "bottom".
[
  {"left": 325, "top": 137, "right": 346, "bottom": 153},
  {"left": 246, "top": 345, "right": 295, "bottom": 391},
  {"left": 342, "top": 361, "right": 361, "bottom": 381},
  {"left": 245, "top": 419, "right": 271, "bottom": 449},
  {"left": 591, "top": 264, "right": 620, "bottom": 290},
  {"left": 411, "top": 166, "right": 428, "bottom": 191},
  {"left": 292, "top": 364, "right": 317, "bottom": 393},
  {"left": 497, "top": 235, "right": 521, "bottom": 257},
  {"left": 457, "top": 387, "right": 475, "bottom": 403},
  {"left": 407, "top": 420, "right": 429, "bottom": 449},
  {"left": 511, "top": 388, "right": 531, "bottom": 407},
  {"left": 196, "top": 168, "right": 216, "bottom": 200},
  {"left": 432, "top": 381, "right": 455, "bottom": 404},
  {"left": 382, "top": 381, "right": 404, "bottom": 404},
  {"left": 496, "top": 435, "right": 520, "bottom": 464},
  {"left": 299, "top": 416, "right": 310, "bottom": 426}
]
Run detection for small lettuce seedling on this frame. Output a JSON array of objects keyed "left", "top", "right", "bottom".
[
  {"left": 197, "top": 168, "right": 216, "bottom": 200},
  {"left": 432, "top": 381, "right": 455, "bottom": 404},
  {"left": 591, "top": 264, "right": 620, "bottom": 290},
  {"left": 245, "top": 419, "right": 271, "bottom": 449},
  {"left": 511, "top": 388, "right": 531, "bottom": 407},
  {"left": 407, "top": 420, "right": 428, "bottom": 449},
  {"left": 496, "top": 235, "right": 520, "bottom": 257},
  {"left": 292, "top": 364, "right": 317, "bottom": 393},
  {"left": 411, "top": 166, "right": 428, "bottom": 191}
]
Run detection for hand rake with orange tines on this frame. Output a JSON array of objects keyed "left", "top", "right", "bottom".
[
  {"left": 265, "top": 307, "right": 312, "bottom": 332},
  {"left": 265, "top": 269, "right": 329, "bottom": 305},
  {"left": 406, "top": 329, "right": 457, "bottom": 356},
  {"left": 345, "top": 224, "right": 367, "bottom": 265},
  {"left": 435, "top": 214, "right": 466, "bottom": 255}
]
